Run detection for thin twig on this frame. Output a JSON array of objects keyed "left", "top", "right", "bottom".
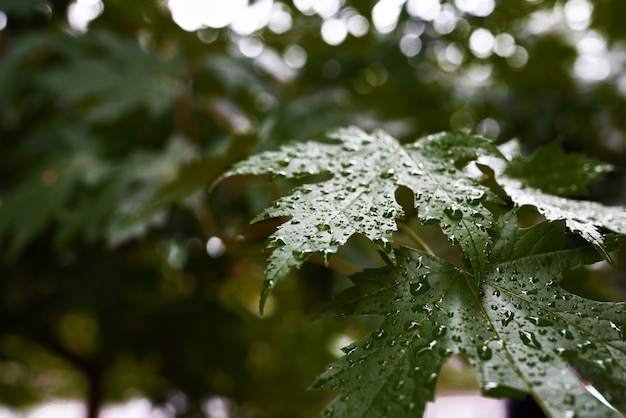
[{"left": 397, "top": 221, "right": 435, "bottom": 256}]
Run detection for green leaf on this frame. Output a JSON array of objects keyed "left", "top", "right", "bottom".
[
  {"left": 568, "top": 357, "right": 626, "bottom": 416},
  {"left": 313, "top": 213, "right": 626, "bottom": 418},
  {"left": 38, "top": 32, "right": 180, "bottom": 123},
  {"left": 485, "top": 141, "right": 626, "bottom": 264},
  {"left": 215, "top": 127, "right": 502, "bottom": 311},
  {"left": 503, "top": 140, "right": 611, "bottom": 197},
  {"left": 0, "top": 158, "right": 80, "bottom": 256}
]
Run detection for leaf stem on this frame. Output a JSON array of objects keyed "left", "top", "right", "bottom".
[{"left": 398, "top": 221, "right": 435, "bottom": 256}]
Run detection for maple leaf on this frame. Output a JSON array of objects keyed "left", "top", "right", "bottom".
[
  {"left": 214, "top": 127, "right": 501, "bottom": 310},
  {"left": 313, "top": 213, "right": 626, "bottom": 418},
  {"left": 482, "top": 140, "right": 626, "bottom": 263}
]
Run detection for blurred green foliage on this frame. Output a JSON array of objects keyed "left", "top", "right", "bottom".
[{"left": 0, "top": 0, "right": 624, "bottom": 417}]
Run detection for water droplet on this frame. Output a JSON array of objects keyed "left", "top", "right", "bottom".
[
  {"left": 427, "top": 372, "right": 438, "bottom": 386},
  {"left": 264, "top": 236, "right": 286, "bottom": 249},
  {"left": 316, "top": 223, "right": 331, "bottom": 231},
  {"left": 409, "top": 277, "right": 430, "bottom": 296},
  {"left": 415, "top": 340, "right": 437, "bottom": 357},
  {"left": 432, "top": 325, "right": 447, "bottom": 339},
  {"left": 342, "top": 345, "right": 357, "bottom": 355},
  {"left": 383, "top": 210, "right": 394, "bottom": 218},
  {"left": 538, "top": 353, "right": 553, "bottom": 362},
  {"left": 595, "top": 358, "right": 613, "bottom": 374},
  {"left": 525, "top": 316, "right": 553, "bottom": 327},
  {"left": 553, "top": 347, "right": 577, "bottom": 357},
  {"left": 269, "top": 170, "right": 287, "bottom": 181},
  {"left": 501, "top": 310, "right": 515, "bottom": 326},
  {"left": 483, "top": 382, "right": 527, "bottom": 398},
  {"left": 293, "top": 250, "right": 310, "bottom": 261},
  {"left": 560, "top": 329, "right": 574, "bottom": 340},
  {"left": 363, "top": 340, "right": 374, "bottom": 350},
  {"left": 352, "top": 215, "right": 364, "bottom": 221},
  {"left": 375, "top": 238, "right": 393, "bottom": 254},
  {"left": 278, "top": 158, "right": 290, "bottom": 167},
  {"left": 564, "top": 394, "right": 575, "bottom": 405},
  {"left": 444, "top": 206, "right": 463, "bottom": 220},
  {"left": 380, "top": 168, "right": 395, "bottom": 179},
  {"left": 519, "top": 330, "right": 542, "bottom": 350},
  {"left": 404, "top": 320, "right": 419, "bottom": 332},
  {"left": 373, "top": 329, "right": 387, "bottom": 340},
  {"left": 477, "top": 344, "right": 493, "bottom": 360},
  {"left": 610, "top": 321, "right": 624, "bottom": 340},
  {"left": 466, "top": 190, "right": 483, "bottom": 206},
  {"left": 316, "top": 250, "right": 333, "bottom": 264}
]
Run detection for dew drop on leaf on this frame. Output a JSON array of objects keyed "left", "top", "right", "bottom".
[
  {"left": 292, "top": 250, "right": 311, "bottom": 261},
  {"left": 409, "top": 277, "right": 430, "bottom": 296},
  {"left": 383, "top": 210, "right": 394, "bottom": 218},
  {"left": 595, "top": 358, "right": 613, "bottom": 374},
  {"left": 415, "top": 340, "right": 437, "bottom": 357},
  {"left": 519, "top": 330, "right": 542, "bottom": 349},
  {"left": 269, "top": 170, "right": 287, "bottom": 181},
  {"left": 466, "top": 193, "right": 483, "bottom": 206},
  {"left": 501, "top": 309, "right": 515, "bottom": 326},
  {"left": 317, "top": 223, "right": 331, "bottom": 231},
  {"left": 264, "top": 236, "right": 286, "bottom": 249},
  {"left": 404, "top": 320, "right": 419, "bottom": 332},
  {"left": 373, "top": 329, "right": 387, "bottom": 340},
  {"left": 477, "top": 344, "right": 493, "bottom": 360},
  {"left": 375, "top": 238, "right": 393, "bottom": 254},
  {"left": 432, "top": 325, "right": 447, "bottom": 339},
  {"left": 538, "top": 353, "right": 552, "bottom": 363},
  {"left": 483, "top": 382, "right": 527, "bottom": 398},
  {"left": 342, "top": 345, "right": 357, "bottom": 355},
  {"left": 380, "top": 168, "right": 395, "bottom": 179},
  {"left": 609, "top": 321, "right": 624, "bottom": 340},
  {"left": 316, "top": 250, "right": 333, "bottom": 264},
  {"left": 444, "top": 206, "right": 463, "bottom": 220},
  {"left": 525, "top": 316, "right": 553, "bottom": 327}
]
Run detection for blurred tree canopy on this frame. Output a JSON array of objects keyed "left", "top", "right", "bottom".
[{"left": 0, "top": 0, "right": 625, "bottom": 417}]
